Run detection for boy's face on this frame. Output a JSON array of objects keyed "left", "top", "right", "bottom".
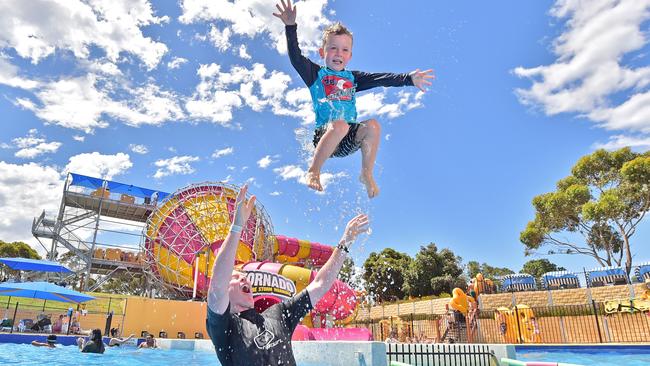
[{"left": 319, "top": 34, "right": 352, "bottom": 71}]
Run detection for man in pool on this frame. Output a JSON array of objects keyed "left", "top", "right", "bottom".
[
  {"left": 206, "top": 185, "right": 369, "bottom": 366},
  {"left": 31, "top": 334, "right": 57, "bottom": 348}
]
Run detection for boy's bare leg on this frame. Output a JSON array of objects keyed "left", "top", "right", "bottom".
[
  {"left": 307, "top": 120, "right": 349, "bottom": 191},
  {"left": 356, "top": 119, "right": 381, "bottom": 198}
]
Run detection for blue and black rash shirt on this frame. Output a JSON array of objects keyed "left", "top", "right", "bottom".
[{"left": 285, "top": 24, "right": 414, "bottom": 129}]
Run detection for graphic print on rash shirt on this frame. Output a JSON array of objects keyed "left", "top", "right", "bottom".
[{"left": 322, "top": 75, "right": 355, "bottom": 101}]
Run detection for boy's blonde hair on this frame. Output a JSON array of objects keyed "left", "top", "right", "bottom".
[{"left": 321, "top": 22, "right": 353, "bottom": 48}]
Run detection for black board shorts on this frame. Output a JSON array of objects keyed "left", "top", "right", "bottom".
[{"left": 312, "top": 122, "right": 362, "bottom": 158}]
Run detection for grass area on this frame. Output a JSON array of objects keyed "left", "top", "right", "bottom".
[{"left": 1, "top": 291, "right": 127, "bottom": 316}]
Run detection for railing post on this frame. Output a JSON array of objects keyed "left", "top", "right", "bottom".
[
  {"left": 513, "top": 305, "right": 523, "bottom": 344},
  {"left": 591, "top": 300, "right": 604, "bottom": 343},
  {"left": 9, "top": 302, "right": 18, "bottom": 334}
]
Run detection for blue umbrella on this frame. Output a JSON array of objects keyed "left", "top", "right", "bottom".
[
  {"left": 0, "top": 281, "right": 95, "bottom": 304},
  {"left": 0, "top": 257, "right": 73, "bottom": 273}
]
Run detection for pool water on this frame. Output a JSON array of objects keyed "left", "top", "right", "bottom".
[
  {"left": 517, "top": 346, "right": 650, "bottom": 366},
  {"left": 0, "top": 343, "right": 218, "bottom": 366}
]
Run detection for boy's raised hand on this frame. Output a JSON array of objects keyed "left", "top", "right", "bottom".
[
  {"left": 273, "top": 0, "right": 297, "bottom": 25},
  {"left": 410, "top": 69, "right": 435, "bottom": 92}
]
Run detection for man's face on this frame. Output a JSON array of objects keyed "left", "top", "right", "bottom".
[
  {"left": 319, "top": 34, "right": 352, "bottom": 71},
  {"left": 228, "top": 271, "right": 254, "bottom": 310}
]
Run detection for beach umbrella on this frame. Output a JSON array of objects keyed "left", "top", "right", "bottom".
[
  {"left": 0, "top": 257, "right": 73, "bottom": 274},
  {"left": 0, "top": 281, "right": 94, "bottom": 304}
]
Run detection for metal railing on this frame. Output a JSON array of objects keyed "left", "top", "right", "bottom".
[
  {"left": 386, "top": 343, "right": 496, "bottom": 366},
  {"left": 351, "top": 301, "right": 650, "bottom": 344}
]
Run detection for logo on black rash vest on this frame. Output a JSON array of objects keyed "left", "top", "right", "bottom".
[{"left": 245, "top": 271, "right": 297, "bottom": 298}]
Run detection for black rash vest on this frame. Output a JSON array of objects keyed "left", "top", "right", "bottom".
[{"left": 206, "top": 290, "right": 313, "bottom": 366}]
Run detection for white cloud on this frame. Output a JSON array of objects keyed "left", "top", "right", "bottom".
[
  {"left": 592, "top": 134, "right": 650, "bottom": 151},
  {"left": 270, "top": 191, "right": 281, "bottom": 196},
  {"left": 72, "top": 135, "right": 85, "bottom": 142},
  {"left": 0, "top": 55, "right": 39, "bottom": 89},
  {"left": 209, "top": 25, "right": 232, "bottom": 52},
  {"left": 167, "top": 57, "right": 188, "bottom": 70},
  {"left": 212, "top": 146, "right": 234, "bottom": 159},
  {"left": 238, "top": 45, "right": 252, "bottom": 60},
  {"left": 514, "top": 0, "right": 650, "bottom": 136},
  {"left": 0, "top": 161, "right": 63, "bottom": 251},
  {"left": 11, "top": 129, "right": 62, "bottom": 159},
  {"left": 257, "top": 155, "right": 278, "bottom": 168},
  {"left": 178, "top": 0, "right": 330, "bottom": 55},
  {"left": 272, "top": 164, "right": 346, "bottom": 191},
  {"left": 186, "top": 63, "right": 294, "bottom": 125},
  {"left": 357, "top": 90, "right": 424, "bottom": 120},
  {"left": 64, "top": 152, "right": 132, "bottom": 180},
  {"left": 129, "top": 144, "right": 149, "bottom": 154},
  {"left": 0, "top": 0, "right": 169, "bottom": 69},
  {"left": 18, "top": 74, "right": 185, "bottom": 133},
  {"left": 153, "top": 155, "right": 199, "bottom": 179}
]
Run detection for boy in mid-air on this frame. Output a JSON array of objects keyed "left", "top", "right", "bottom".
[{"left": 274, "top": 0, "right": 434, "bottom": 198}]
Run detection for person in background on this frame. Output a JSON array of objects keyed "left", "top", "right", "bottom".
[
  {"left": 52, "top": 314, "right": 64, "bottom": 333},
  {"left": 31, "top": 334, "right": 57, "bottom": 348},
  {"left": 108, "top": 333, "right": 136, "bottom": 347},
  {"left": 385, "top": 330, "right": 398, "bottom": 343},
  {"left": 78, "top": 328, "right": 105, "bottom": 354},
  {"left": 138, "top": 334, "right": 157, "bottom": 349}
]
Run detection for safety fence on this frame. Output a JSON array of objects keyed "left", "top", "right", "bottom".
[
  {"left": 0, "top": 295, "right": 126, "bottom": 336},
  {"left": 386, "top": 343, "right": 497, "bottom": 366},
  {"left": 349, "top": 301, "right": 650, "bottom": 344}
]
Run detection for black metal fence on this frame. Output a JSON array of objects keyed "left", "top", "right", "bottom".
[
  {"left": 386, "top": 343, "right": 497, "bottom": 366},
  {"left": 350, "top": 301, "right": 650, "bottom": 344}
]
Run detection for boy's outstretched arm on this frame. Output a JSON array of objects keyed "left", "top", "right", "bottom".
[
  {"left": 306, "top": 214, "right": 369, "bottom": 306},
  {"left": 273, "top": 0, "right": 296, "bottom": 25},
  {"left": 207, "top": 185, "right": 256, "bottom": 315},
  {"left": 273, "top": 0, "right": 319, "bottom": 88},
  {"left": 353, "top": 68, "right": 435, "bottom": 93},
  {"left": 410, "top": 69, "right": 435, "bottom": 92}
]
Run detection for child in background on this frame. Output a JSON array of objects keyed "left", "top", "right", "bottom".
[{"left": 274, "top": 0, "right": 434, "bottom": 198}]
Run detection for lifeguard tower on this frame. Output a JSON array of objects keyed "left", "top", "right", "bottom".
[{"left": 31, "top": 173, "right": 169, "bottom": 292}]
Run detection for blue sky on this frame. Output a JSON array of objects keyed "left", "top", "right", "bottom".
[{"left": 1, "top": 0, "right": 649, "bottom": 275}]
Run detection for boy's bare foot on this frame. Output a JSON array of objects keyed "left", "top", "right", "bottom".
[
  {"left": 359, "top": 174, "right": 380, "bottom": 198},
  {"left": 306, "top": 171, "right": 323, "bottom": 191}
]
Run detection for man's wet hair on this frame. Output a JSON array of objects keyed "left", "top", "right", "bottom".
[{"left": 47, "top": 334, "right": 57, "bottom": 344}]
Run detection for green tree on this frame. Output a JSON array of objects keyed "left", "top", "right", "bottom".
[
  {"left": 403, "top": 243, "right": 466, "bottom": 297},
  {"left": 338, "top": 257, "right": 364, "bottom": 292},
  {"left": 521, "top": 259, "right": 565, "bottom": 279},
  {"left": 99, "top": 272, "right": 146, "bottom": 295},
  {"left": 0, "top": 240, "right": 41, "bottom": 279},
  {"left": 520, "top": 148, "right": 650, "bottom": 274},
  {"left": 0, "top": 240, "right": 41, "bottom": 259},
  {"left": 362, "top": 248, "right": 411, "bottom": 302},
  {"left": 466, "top": 260, "right": 514, "bottom": 279}
]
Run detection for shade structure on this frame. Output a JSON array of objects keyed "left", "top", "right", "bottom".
[
  {"left": 0, "top": 282, "right": 95, "bottom": 304},
  {"left": 501, "top": 274, "right": 536, "bottom": 292},
  {"left": 586, "top": 266, "right": 628, "bottom": 287},
  {"left": 634, "top": 263, "right": 650, "bottom": 282},
  {"left": 0, "top": 257, "right": 72, "bottom": 273},
  {"left": 540, "top": 271, "right": 580, "bottom": 289}
]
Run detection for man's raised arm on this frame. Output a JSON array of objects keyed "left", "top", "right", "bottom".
[
  {"left": 207, "top": 185, "right": 256, "bottom": 315},
  {"left": 306, "top": 214, "right": 369, "bottom": 306}
]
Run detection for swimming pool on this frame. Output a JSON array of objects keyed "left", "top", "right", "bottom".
[
  {"left": 516, "top": 345, "right": 650, "bottom": 366},
  {"left": 0, "top": 343, "right": 218, "bottom": 366}
]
